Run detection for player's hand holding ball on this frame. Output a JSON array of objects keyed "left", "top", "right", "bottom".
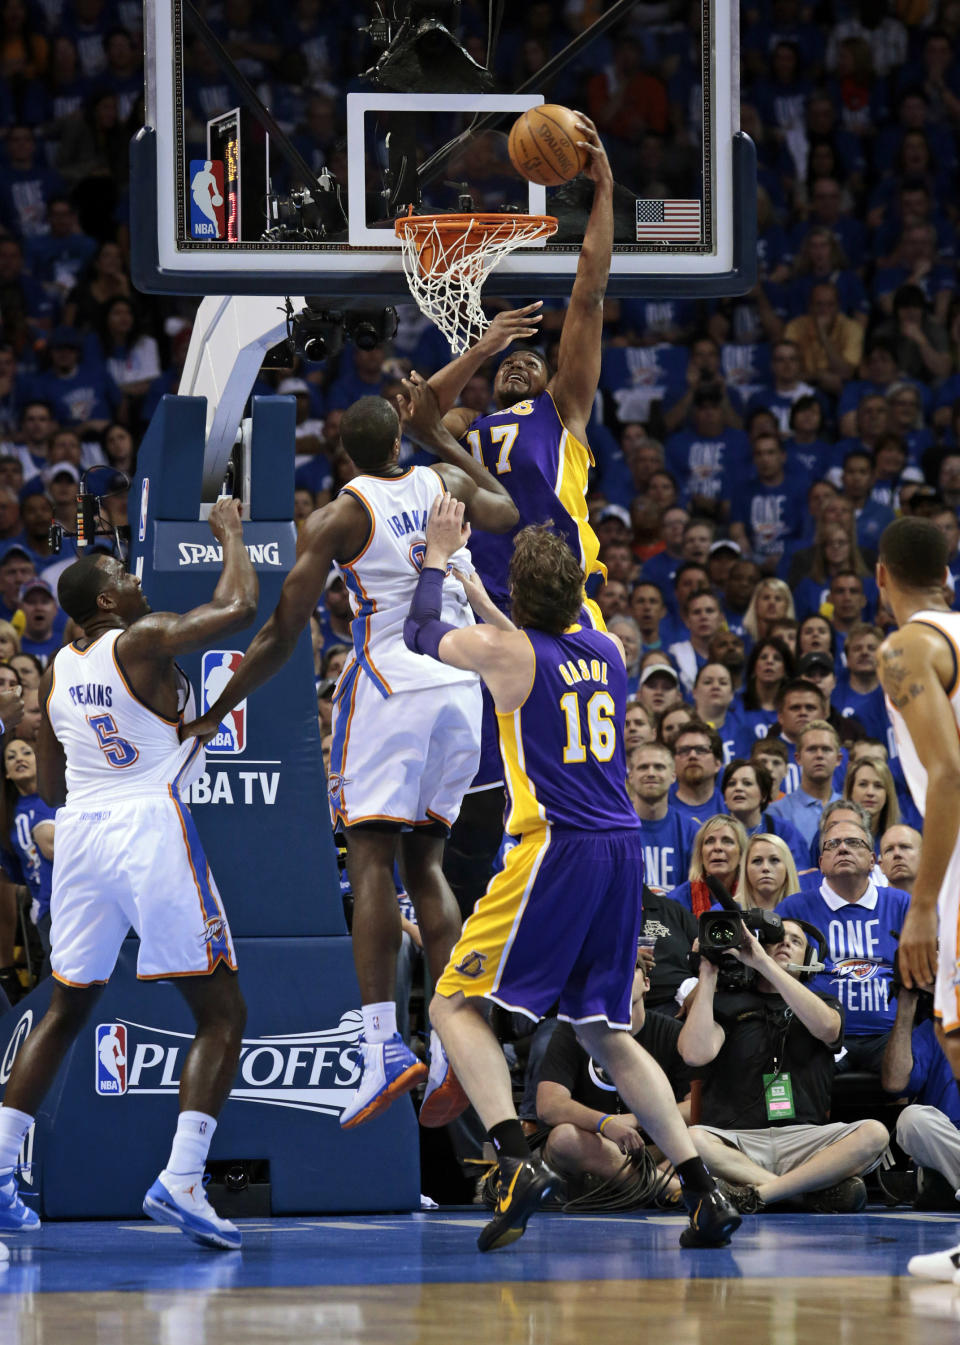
[{"left": 424, "top": 493, "right": 470, "bottom": 570}]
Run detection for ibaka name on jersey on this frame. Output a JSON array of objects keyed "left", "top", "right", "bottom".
[{"left": 201, "top": 651, "right": 247, "bottom": 754}]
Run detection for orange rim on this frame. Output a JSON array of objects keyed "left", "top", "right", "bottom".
[{"left": 395, "top": 208, "right": 558, "bottom": 276}]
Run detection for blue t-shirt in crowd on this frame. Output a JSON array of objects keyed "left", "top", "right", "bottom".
[
  {"left": 831, "top": 678, "right": 891, "bottom": 744},
  {"left": 664, "top": 426, "right": 750, "bottom": 506},
  {"left": 11, "top": 793, "right": 54, "bottom": 922},
  {"left": 778, "top": 880, "right": 911, "bottom": 1036},
  {"left": 730, "top": 471, "right": 808, "bottom": 564},
  {"left": 903, "top": 1018, "right": 960, "bottom": 1124},
  {"left": 640, "top": 808, "right": 700, "bottom": 894},
  {"left": 666, "top": 783, "right": 725, "bottom": 827}
]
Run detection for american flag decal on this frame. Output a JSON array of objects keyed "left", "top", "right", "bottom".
[{"left": 635, "top": 199, "right": 702, "bottom": 241}]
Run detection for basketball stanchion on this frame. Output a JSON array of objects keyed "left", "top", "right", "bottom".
[{"left": 394, "top": 208, "right": 557, "bottom": 355}]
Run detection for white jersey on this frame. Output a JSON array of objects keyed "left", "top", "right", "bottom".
[
  {"left": 47, "top": 629, "right": 205, "bottom": 806},
  {"left": 885, "top": 609, "right": 960, "bottom": 816},
  {"left": 338, "top": 466, "right": 479, "bottom": 696}
]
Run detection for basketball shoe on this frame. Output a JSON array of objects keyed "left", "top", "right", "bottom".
[
  {"left": 419, "top": 1030, "right": 470, "bottom": 1128},
  {"left": 143, "top": 1172, "right": 241, "bottom": 1250},
  {"left": 679, "top": 1185, "right": 742, "bottom": 1247},
  {"left": 477, "top": 1155, "right": 558, "bottom": 1252},
  {"left": 340, "top": 1033, "right": 428, "bottom": 1130},
  {"left": 0, "top": 1171, "right": 39, "bottom": 1230},
  {"left": 909, "top": 1242, "right": 960, "bottom": 1282}
]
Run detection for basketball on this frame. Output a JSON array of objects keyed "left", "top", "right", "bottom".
[{"left": 507, "top": 104, "right": 590, "bottom": 187}]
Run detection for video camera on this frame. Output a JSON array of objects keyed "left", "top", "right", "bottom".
[{"left": 696, "top": 907, "right": 785, "bottom": 991}]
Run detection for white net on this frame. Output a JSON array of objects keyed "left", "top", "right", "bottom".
[{"left": 395, "top": 213, "right": 557, "bottom": 355}]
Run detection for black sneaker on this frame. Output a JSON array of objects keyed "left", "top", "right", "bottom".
[
  {"left": 476, "top": 1156, "right": 558, "bottom": 1252},
  {"left": 801, "top": 1176, "right": 867, "bottom": 1213},
  {"left": 715, "top": 1178, "right": 765, "bottom": 1214},
  {"left": 914, "top": 1167, "right": 959, "bottom": 1211},
  {"left": 876, "top": 1168, "right": 917, "bottom": 1208},
  {"left": 679, "top": 1185, "right": 742, "bottom": 1247}
]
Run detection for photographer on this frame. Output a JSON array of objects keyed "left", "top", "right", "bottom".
[
  {"left": 881, "top": 975, "right": 960, "bottom": 1210},
  {"left": 678, "top": 917, "right": 889, "bottom": 1212},
  {"left": 537, "top": 967, "right": 690, "bottom": 1199}
]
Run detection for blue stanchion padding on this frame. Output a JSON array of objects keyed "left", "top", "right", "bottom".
[
  {"left": 0, "top": 942, "right": 420, "bottom": 1217},
  {"left": 128, "top": 394, "right": 343, "bottom": 937}
]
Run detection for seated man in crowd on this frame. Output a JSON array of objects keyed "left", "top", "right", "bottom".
[
  {"left": 778, "top": 814, "right": 910, "bottom": 1074},
  {"left": 881, "top": 971, "right": 960, "bottom": 1212},
  {"left": 678, "top": 918, "right": 889, "bottom": 1212},
  {"left": 537, "top": 965, "right": 690, "bottom": 1201}
]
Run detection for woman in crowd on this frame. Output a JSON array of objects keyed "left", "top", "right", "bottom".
[
  {"left": 692, "top": 662, "right": 741, "bottom": 762},
  {"left": 721, "top": 758, "right": 808, "bottom": 869},
  {"left": 0, "top": 621, "right": 20, "bottom": 662},
  {"left": 738, "top": 636, "right": 795, "bottom": 742},
  {"left": 9, "top": 654, "right": 41, "bottom": 689},
  {"left": 0, "top": 737, "right": 54, "bottom": 967},
  {"left": 737, "top": 833, "right": 800, "bottom": 912},
  {"left": 792, "top": 521, "right": 875, "bottom": 621},
  {"left": 843, "top": 756, "right": 900, "bottom": 850},
  {"left": 658, "top": 703, "right": 697, "bottom": 749},
  {"left": 98, "top": 297, "right": 161, "bottom": 403},
  {"left": 796, "top": 613, "right": 838, "bottom": 666},
  {"left": 668, "top": 814, "right": 748, "bottom": 916},
  {"left": 742, "top": 577, "right": 796, "bottom": 642}
]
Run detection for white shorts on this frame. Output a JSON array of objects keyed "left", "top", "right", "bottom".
[
  {"left": 936, "top": 845, "right": 960, "bottom": 1033},
  {"left": 328, "top": 668, "right": 482, "bottom": 831},
  {"left": 50, "top": 795, "right": 237, "bottom": 987}
]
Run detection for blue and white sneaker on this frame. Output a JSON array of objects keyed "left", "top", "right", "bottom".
[
  {"left": 340, "top": 1033, "right": 427, "bottom": 1130},
  {"left": 419, "top": 1029, "right": 470, "bottom": 1128},
  {"left": 0, "top": 1171, "right": 39, "bottom": 1230},
  {"left": 143, "top": 1172, "right": 241, "bottom": 1250}
]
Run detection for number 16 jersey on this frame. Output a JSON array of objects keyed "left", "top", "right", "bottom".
[
  {"left": 498, "top": 625, "right": 639, "bottom": 835},
  {"left": 47, "top": 629, "right": 204, "bottom": 806}
]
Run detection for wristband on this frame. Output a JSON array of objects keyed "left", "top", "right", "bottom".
[
  {"left": 403, "top": 566, "right": 456, "bottom": 661},
  {"left": 596, "top": 1114, "right": 614, "bottom": 1135}
]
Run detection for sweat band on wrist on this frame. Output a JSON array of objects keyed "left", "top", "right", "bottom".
[
  {"left": 597, "top": 1114, "right": 614, "bottom": 1135},
  {"left": 403, "top": 565, "right": 456, "bottom": 662}
]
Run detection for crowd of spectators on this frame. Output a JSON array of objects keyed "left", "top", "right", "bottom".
[{"left": 0, "top": 0, "right": 958, "bottom": 1209}]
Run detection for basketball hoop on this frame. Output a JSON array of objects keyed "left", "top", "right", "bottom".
[{"left": 395, "top": 208, "right": 557, "bottom": 355}]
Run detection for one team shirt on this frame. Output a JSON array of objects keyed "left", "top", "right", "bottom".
[
  {"left": 640, "top": 808, "right": 700, "bottom": 893},
  {"left": 778, "top": 880, "right": 911, "bottom": 1037},
  {"left": 497, "top": 625, "right": 638, "bottom": 835},
  {"left": 11, "top": 793, "right": 54, "bottom": 922}
]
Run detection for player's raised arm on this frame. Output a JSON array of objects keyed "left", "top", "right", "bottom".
[
  {"left": 120, "top": 498, "right": 259, "bottom": 660},
  {"left": 182, "top": 495, "right": 364, "bottom": 742},
  {"left": 548, "top": 113, "right": 613, "bottom": 438},
  {"left": 36, "top": 663, "right": 66, "bottom": 807},
  {"left": 427, "top": 303, "right": 544, "bottom": 430},
  {"left": 403, "top": 495, "right": 531, "bottom": 708},
  {"left": 399, "top": 372, "right": 519, "bottom": 533},
  {"left": 878, "top": 622, "right": 960, "bottom": 987}
]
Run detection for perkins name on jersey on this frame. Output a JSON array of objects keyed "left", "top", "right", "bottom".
[{"left": 67, "top": 682, "right": 114, "bottom": 708}]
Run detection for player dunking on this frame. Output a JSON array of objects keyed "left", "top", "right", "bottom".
[
  {"left": 184, "top": 384, "right": 517, "bottom": 1130},
  {"left": 417, "top": 112, "right": 613, "bottom": 910},
  {"left": 0, "top": 499, "right": 257, "bottom": 1250},
  {"left": 403, "top": 496, "right": 741, "bottom": 1252},
  {"left": 874, "top": 517, "right": 960, "bottom": 1282}
]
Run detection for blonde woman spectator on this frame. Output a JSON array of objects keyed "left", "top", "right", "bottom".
[
  {"left": 0, "top": 620, "right": 20, "bottom": 660},
  {"left": 667, "top": 814, "right": 748, "bottom": 916},
  {"left": 742, "top": 577, "right": 796, "bottom": 642},
  {"left": 737, "top": 833, "right": 800, "bottom": 912}
]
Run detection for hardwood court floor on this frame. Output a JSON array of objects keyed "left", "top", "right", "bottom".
[{"left": 3, "top": 1209, "right": 960, "bottom": 1344}]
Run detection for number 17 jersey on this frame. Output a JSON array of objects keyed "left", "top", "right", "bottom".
[{"left": 498, "top": 625, "right": 639, "bottom": 835}]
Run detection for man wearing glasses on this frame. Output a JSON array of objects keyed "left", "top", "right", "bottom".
[
  {"left": 668, "top": 721, "right": 725, "bottom": 826},
  {"left": 778, "top": 818, "right": 911, "bottom": 1075}
]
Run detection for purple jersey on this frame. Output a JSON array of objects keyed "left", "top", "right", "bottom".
[
  {"left": 498, "top": 625, "right": 639, "bottom": 834},
  {"left": 463, "top": 392, "right": 603, "bottom": 611}
]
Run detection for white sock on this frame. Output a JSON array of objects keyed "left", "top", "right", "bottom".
[
  {"left": 0, "top": 1106, "right": 32, "bottom": 1175},
  {"left": 165, "top": 1111, "right": 216, "bottom": 1182},
  {"left": 362, "top": 1002, "right": 397, "bottom": 1043}
]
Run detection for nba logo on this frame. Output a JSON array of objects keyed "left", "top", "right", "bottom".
[
  {"left": 189, "top": 160, "right": 225, "bottom": 239},
  {"left": 95, "top": 1024, "right": 127, "bottom": 1096},
  {"left": 202, "top": 651, "right": 247, "bottom": 754}
]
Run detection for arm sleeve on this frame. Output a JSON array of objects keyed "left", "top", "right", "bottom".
[{"left": 402, "top": 566, "right": 456, "bottom": 661}]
